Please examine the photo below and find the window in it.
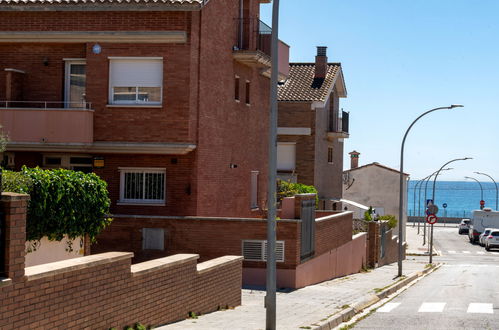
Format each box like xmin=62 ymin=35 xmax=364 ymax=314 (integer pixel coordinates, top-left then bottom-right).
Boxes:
xmin=245 ymin=80 xmax=250 ymax=104
xmin=251 ymin=171 xmax=259 ymax=209
xmin=43 ymin=154 xmax=93 ymax=173
xmin=119 ymin=168 xmax=166 ymax=204
xmin=242 ymin=240 xmax=285 ymax=262
xmin=109 ymin=58 xmax=163 ymax=105
xmin=235 ymin=75 xmax=240 ymax=101
xmin=328 ymin=147 xmax=333 ymax=164
xmin=277 ymin=143 xmax=296 ymax=171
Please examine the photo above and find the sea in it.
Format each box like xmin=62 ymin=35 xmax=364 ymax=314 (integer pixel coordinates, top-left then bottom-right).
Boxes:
xmin=408 ymin=181 xmax=498 ymax=219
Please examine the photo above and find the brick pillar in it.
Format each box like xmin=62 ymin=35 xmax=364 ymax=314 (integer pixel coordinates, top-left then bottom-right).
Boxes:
xmin=294 ymin=193 xmax=316 ymax=219
xmin=366 ymin=221 xmax=380 ymax=268
xmin=1 ymin=192 xmax=29 ymax=281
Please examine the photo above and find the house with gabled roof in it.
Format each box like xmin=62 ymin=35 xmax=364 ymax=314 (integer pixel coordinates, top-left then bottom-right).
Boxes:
xmin=277 ymin=46 xmax=348 ymax=210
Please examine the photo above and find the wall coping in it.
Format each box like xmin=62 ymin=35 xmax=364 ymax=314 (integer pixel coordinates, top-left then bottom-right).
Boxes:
xmin=316 ymin=211 xmax=353 ymax=223
xmin=197 ymin=256 xmax=243 ymax=275
xmin=0 ymin=277 xmax=12 ymax=288
xmin=131 ymin=254 xmax=199 ymax=276
xmin=112 ymin=214 xmax=301 ymax=223
xmin=352 ymin=232 xmax=367 ymax=240
xmin=1 ymin=192 xmax=30 ymax=201
xmin=25 ymin=252 xmax=133 ymax=281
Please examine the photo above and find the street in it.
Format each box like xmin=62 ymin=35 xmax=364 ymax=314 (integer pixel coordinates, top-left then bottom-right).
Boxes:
xmin=353 ymin=226 xmax=499 ymax=329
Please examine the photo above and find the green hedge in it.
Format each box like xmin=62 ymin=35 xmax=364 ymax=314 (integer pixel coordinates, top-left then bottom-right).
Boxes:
xmin=2 ymin=166 xmax=112 ymax=244
xmin=277 ymin=180 xmax=319 ymax=206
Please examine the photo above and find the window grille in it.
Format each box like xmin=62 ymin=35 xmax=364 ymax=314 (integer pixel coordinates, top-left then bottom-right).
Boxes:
xmin=119 ymin=168 xmax=166 ymax=204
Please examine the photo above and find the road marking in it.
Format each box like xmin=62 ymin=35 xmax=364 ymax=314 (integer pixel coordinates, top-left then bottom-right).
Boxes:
xmin=377 ymin=302 xmax=401 ymax=313
xmin=467 ymin=303 xmax=493 ymax=314
xmin=462 ymin=251 xmax=471 ymax=254
xmin=448 ymin=250 xmax=456 ymax=254
xmin=477 ymin=251 xmax=485 ymax=255
xmin=418 ymin=302 xmax=446 ymax=313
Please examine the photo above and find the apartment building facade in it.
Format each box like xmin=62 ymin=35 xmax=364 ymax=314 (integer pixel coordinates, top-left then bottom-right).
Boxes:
xmin=0 ymin=0 xmax=289 ymax=218
xmin=277 ymin=46 xmax=348 ymax=210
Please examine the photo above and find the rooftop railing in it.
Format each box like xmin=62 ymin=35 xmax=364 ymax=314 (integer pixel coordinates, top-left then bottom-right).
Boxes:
xmin=0 ymin=100 xmax=92 ymax=110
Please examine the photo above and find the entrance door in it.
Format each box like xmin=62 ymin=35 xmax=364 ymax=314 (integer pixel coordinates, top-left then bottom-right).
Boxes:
xmin=65 ymin=61 xmax=86 ymax=108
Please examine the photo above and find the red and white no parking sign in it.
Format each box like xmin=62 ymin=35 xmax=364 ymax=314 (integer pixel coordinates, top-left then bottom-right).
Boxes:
xmin=426 ymin=214 xmax=438 ymax=225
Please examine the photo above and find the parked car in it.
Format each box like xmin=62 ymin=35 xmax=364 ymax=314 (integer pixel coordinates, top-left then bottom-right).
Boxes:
xmin=479 ymin=228 xmax=494 ymax=247
xmin=485 ymin=230 xmax=499 ymax=251
xmin=458 ymin=219 xmax=471 ymax=234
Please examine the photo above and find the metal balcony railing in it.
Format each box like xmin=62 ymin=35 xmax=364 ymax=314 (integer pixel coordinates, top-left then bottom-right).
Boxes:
xmin=235 ymin=18 xmax=272 ymax=57
xmin=0 ymin=100 xmax=92 ymax=110
xmin=341 ymin=110 xmax=349 ymax=134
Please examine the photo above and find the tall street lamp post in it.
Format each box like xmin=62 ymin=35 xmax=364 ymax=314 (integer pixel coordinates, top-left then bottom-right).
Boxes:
xmin=465 ymin=176 xmax=484 ymax=209
xmin=266 ymin=0 xmax=279 ymax=328
xmin=398 ymin=105 xmax=463 ymax=277
xmin=429 ymin=157 xmax=471 ymax=263
xmin=474 ymin=172 xmax=498 ymax=210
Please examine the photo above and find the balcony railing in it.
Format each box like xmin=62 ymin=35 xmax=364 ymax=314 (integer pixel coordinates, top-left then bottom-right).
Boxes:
xmin=0 ymin=100 xmax=92 ymax=110
xmin=327 ymin=110 xmax=350 ymax=140
xmin=341 ymin=110 xmax=349 ymax=134
xmin=235 ymin=18 xmax=272 ymax=57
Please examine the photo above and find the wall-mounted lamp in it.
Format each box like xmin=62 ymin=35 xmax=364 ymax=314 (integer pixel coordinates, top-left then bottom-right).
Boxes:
xmin=43 ymin=57 xmax=49 ymax=66
xmin=229 ymin=163 xmax=238 ymax=169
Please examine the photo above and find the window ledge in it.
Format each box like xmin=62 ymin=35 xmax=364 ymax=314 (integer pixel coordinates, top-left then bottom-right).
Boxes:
xmin=106 ymin=104 xmax=163 ymax=109
xmin=117 ymin=201 xmax=165 ymax=207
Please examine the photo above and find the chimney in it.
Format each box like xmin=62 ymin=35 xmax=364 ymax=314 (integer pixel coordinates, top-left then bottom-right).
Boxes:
xmin=349 ymin=150 xmax=360 ymax=169
xmin=314 ymin=46 xmax=328 ymax=79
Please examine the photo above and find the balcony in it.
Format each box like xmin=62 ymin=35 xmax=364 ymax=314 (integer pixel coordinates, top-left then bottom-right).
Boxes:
xmin=327 ymin=110 xmax=350 ymax=140
xmin=0 ymin=101 xmax=94 ymax=145
xmin=233 ymin=18 xmax=289 ymax=79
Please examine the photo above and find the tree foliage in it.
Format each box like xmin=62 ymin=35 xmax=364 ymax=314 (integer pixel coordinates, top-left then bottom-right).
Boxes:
xmin=277 ymin=179 xmax=319 ymax=206
xmin=2 ymin=166 xmax=112 ymax=243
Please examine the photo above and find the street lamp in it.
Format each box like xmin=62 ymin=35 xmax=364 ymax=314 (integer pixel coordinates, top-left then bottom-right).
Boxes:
xmin=266 ymin=0 xmax=280 ymax=328
xmin=398 ymin=104 xmax=463 ymax=277
xmin=428 ymin=157 xmax=471 ymax=263
xmin=465 ymin=176 xmax=484 ymax=209
xmin=474 ymin=171 xmax=498 ymax=210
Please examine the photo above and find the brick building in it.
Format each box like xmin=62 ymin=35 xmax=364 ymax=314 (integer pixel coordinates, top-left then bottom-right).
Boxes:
xmin=277 ymin=46 xmax=348 ymax=210
xmin=0 ymin=0 xmax=289 ymax=218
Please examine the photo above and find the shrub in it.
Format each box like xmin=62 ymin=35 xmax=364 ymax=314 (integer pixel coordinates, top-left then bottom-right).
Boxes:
xmin=378 ymin=214 xmax=398 ymax=229
xmin=2 ymin=166 xmax=112 ymax=244
xmin=277 ymin=180 xmax=319 ymax=206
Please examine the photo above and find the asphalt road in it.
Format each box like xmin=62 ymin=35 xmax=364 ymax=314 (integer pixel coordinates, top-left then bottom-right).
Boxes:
xmin=353 ymin=227 xmax=499 ymax=330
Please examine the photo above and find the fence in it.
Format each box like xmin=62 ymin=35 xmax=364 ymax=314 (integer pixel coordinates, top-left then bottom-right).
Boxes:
xmin=0 ymin=209 xmax=4 ymax=277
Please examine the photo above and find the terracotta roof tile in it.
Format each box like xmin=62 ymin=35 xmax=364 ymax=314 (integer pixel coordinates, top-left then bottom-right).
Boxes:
xmin=0 ymin=0 xmax=202 ymax=5
xmin=277 ymin=63 xmax=341 ymax=102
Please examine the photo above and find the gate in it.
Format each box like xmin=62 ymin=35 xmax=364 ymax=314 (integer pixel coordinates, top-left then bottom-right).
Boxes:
xmin=380 ymin=222 xmax=386 ymax=259
xmin=300 ymin=199 xmax=315 ymax=261
xmin=0 ymin=210 xmax=4 ymax=277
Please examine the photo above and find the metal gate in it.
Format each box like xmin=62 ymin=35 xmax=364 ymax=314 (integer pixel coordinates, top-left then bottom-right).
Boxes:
xmin=300 ymin=199 xmax=315 ymax=261
xmin=0 ymin=210 xmax=4 ymax=277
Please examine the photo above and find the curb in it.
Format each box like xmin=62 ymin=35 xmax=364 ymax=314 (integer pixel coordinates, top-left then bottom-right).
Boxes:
xmin=313 ymin=264 xmax=441 ymax=330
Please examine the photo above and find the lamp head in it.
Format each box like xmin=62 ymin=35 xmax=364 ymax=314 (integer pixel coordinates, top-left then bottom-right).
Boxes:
xmin=450 ymin=104 xmax=464 ymax=109
xmin=463 ymin=157 xmax=473 ymax=160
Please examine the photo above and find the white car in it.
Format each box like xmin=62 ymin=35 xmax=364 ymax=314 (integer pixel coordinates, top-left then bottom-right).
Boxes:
xmin=485 ymin=230 xmax=499 ymax=251
xmin=479 ymin=228 xmax=495 ymax=247
xmin=458 ymin=219 xmax=471 ymax=234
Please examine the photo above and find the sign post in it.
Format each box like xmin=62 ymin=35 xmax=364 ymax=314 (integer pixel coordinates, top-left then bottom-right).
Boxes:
xmin=426 ymin=213 xmax=438 ymax=264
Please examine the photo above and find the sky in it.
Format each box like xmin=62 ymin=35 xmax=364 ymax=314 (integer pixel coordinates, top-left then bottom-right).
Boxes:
xmin=260 ymin=1 xmax=499 ymax=182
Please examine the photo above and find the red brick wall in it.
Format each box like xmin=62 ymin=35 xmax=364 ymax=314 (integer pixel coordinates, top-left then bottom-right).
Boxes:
xmin=0 ymin=193 xmax=242 ymax=328
xmin=93 ymin=216 xmax=302 ymax=269
xmin=315 ymin=212 xmax=353 ymax=256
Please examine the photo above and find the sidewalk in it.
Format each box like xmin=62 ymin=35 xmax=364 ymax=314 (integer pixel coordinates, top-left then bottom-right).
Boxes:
xmin=406 ymin=223 xmax=452 ymax=256
xmin=158 ymin=226 xmax=437 ymax=330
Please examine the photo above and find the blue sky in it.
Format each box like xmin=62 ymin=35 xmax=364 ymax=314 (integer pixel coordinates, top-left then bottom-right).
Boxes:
xmin=261 ymin=1 xmax=499 ymax=182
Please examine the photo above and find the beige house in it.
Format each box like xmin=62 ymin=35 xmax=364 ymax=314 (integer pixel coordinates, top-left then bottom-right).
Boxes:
xmin=343 ymin=151 xmax=409 ymax=239
xmin=277 ymin=46 xmax=348 ymax=210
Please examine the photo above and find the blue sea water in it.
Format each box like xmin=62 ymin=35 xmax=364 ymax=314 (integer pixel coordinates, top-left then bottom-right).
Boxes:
xmin=408 ymin=181 xmax=498 ymax=218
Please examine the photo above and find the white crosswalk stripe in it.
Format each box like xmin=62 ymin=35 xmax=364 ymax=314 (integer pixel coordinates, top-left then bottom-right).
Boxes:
xmin=467 ymin=303 xmax=493 ymax=314
xmin=462 ymin=251 xmax=471 ymax=254
xmin=377 ymin=302 xmax=401 ymax=313
xmin=477 ymin=251 xmax=486 ymax=255
xmin=418 ymin=302 xmax=446 ymax=313
xmin=376 ymin=302 xmax=496 ymax=314
xmin=448 ymin=250 xmax=456 ymax=254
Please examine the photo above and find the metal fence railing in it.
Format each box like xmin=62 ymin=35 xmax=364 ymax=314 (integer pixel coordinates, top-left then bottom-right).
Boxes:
xmin=235 ymin=18 xmax=272 ymax=57
xmin=1 ymin=100 xmax=92 ymax=110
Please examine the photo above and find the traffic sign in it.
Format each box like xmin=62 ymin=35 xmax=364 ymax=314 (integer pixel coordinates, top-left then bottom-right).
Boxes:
xmin=480 ymin=200 xmax=485 ymax=206
xmin=428 ymin=204 xmax=439 ymax=215
xmin=426 ymin=214 xmax=438 ymax=225
xmin=442 ymin=203 xmax=447 ymax=209
xmin=426 ymin=199 xmax=434 ymax=207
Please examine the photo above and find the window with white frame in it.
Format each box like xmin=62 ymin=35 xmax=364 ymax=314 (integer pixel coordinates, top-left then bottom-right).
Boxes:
xmin=251 ymin=171 xmax=259 ymax=209
xmin=109 ymin=57 xmax=163 ymax=105
xmin=277 ymin=143 xmax=296 ymax=171
xmin=119 ymin=168 xmax=166 ymax=204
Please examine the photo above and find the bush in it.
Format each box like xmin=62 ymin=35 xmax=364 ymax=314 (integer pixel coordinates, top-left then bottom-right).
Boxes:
xmin=378 ymin=214 xmax=398 ymax=229
xmin=277 ymin=180 xmax=319 ymax=206
xmin=2 ymin=166 xmax=112 ymax=244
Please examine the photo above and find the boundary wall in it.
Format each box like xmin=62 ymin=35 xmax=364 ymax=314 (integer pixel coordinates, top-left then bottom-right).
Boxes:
xmin=0 ymin=193 xmax=242 ymax=328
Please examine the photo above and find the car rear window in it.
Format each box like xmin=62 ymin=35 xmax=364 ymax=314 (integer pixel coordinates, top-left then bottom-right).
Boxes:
xmin=492 ymin=232 xmax=499 ymax=237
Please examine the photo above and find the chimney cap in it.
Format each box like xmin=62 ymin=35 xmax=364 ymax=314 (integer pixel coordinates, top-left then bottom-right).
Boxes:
xmin=349 ymin=150 xmax=360 ymax=157
xmin=316 ymin=46 xmax=327 ymax=56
